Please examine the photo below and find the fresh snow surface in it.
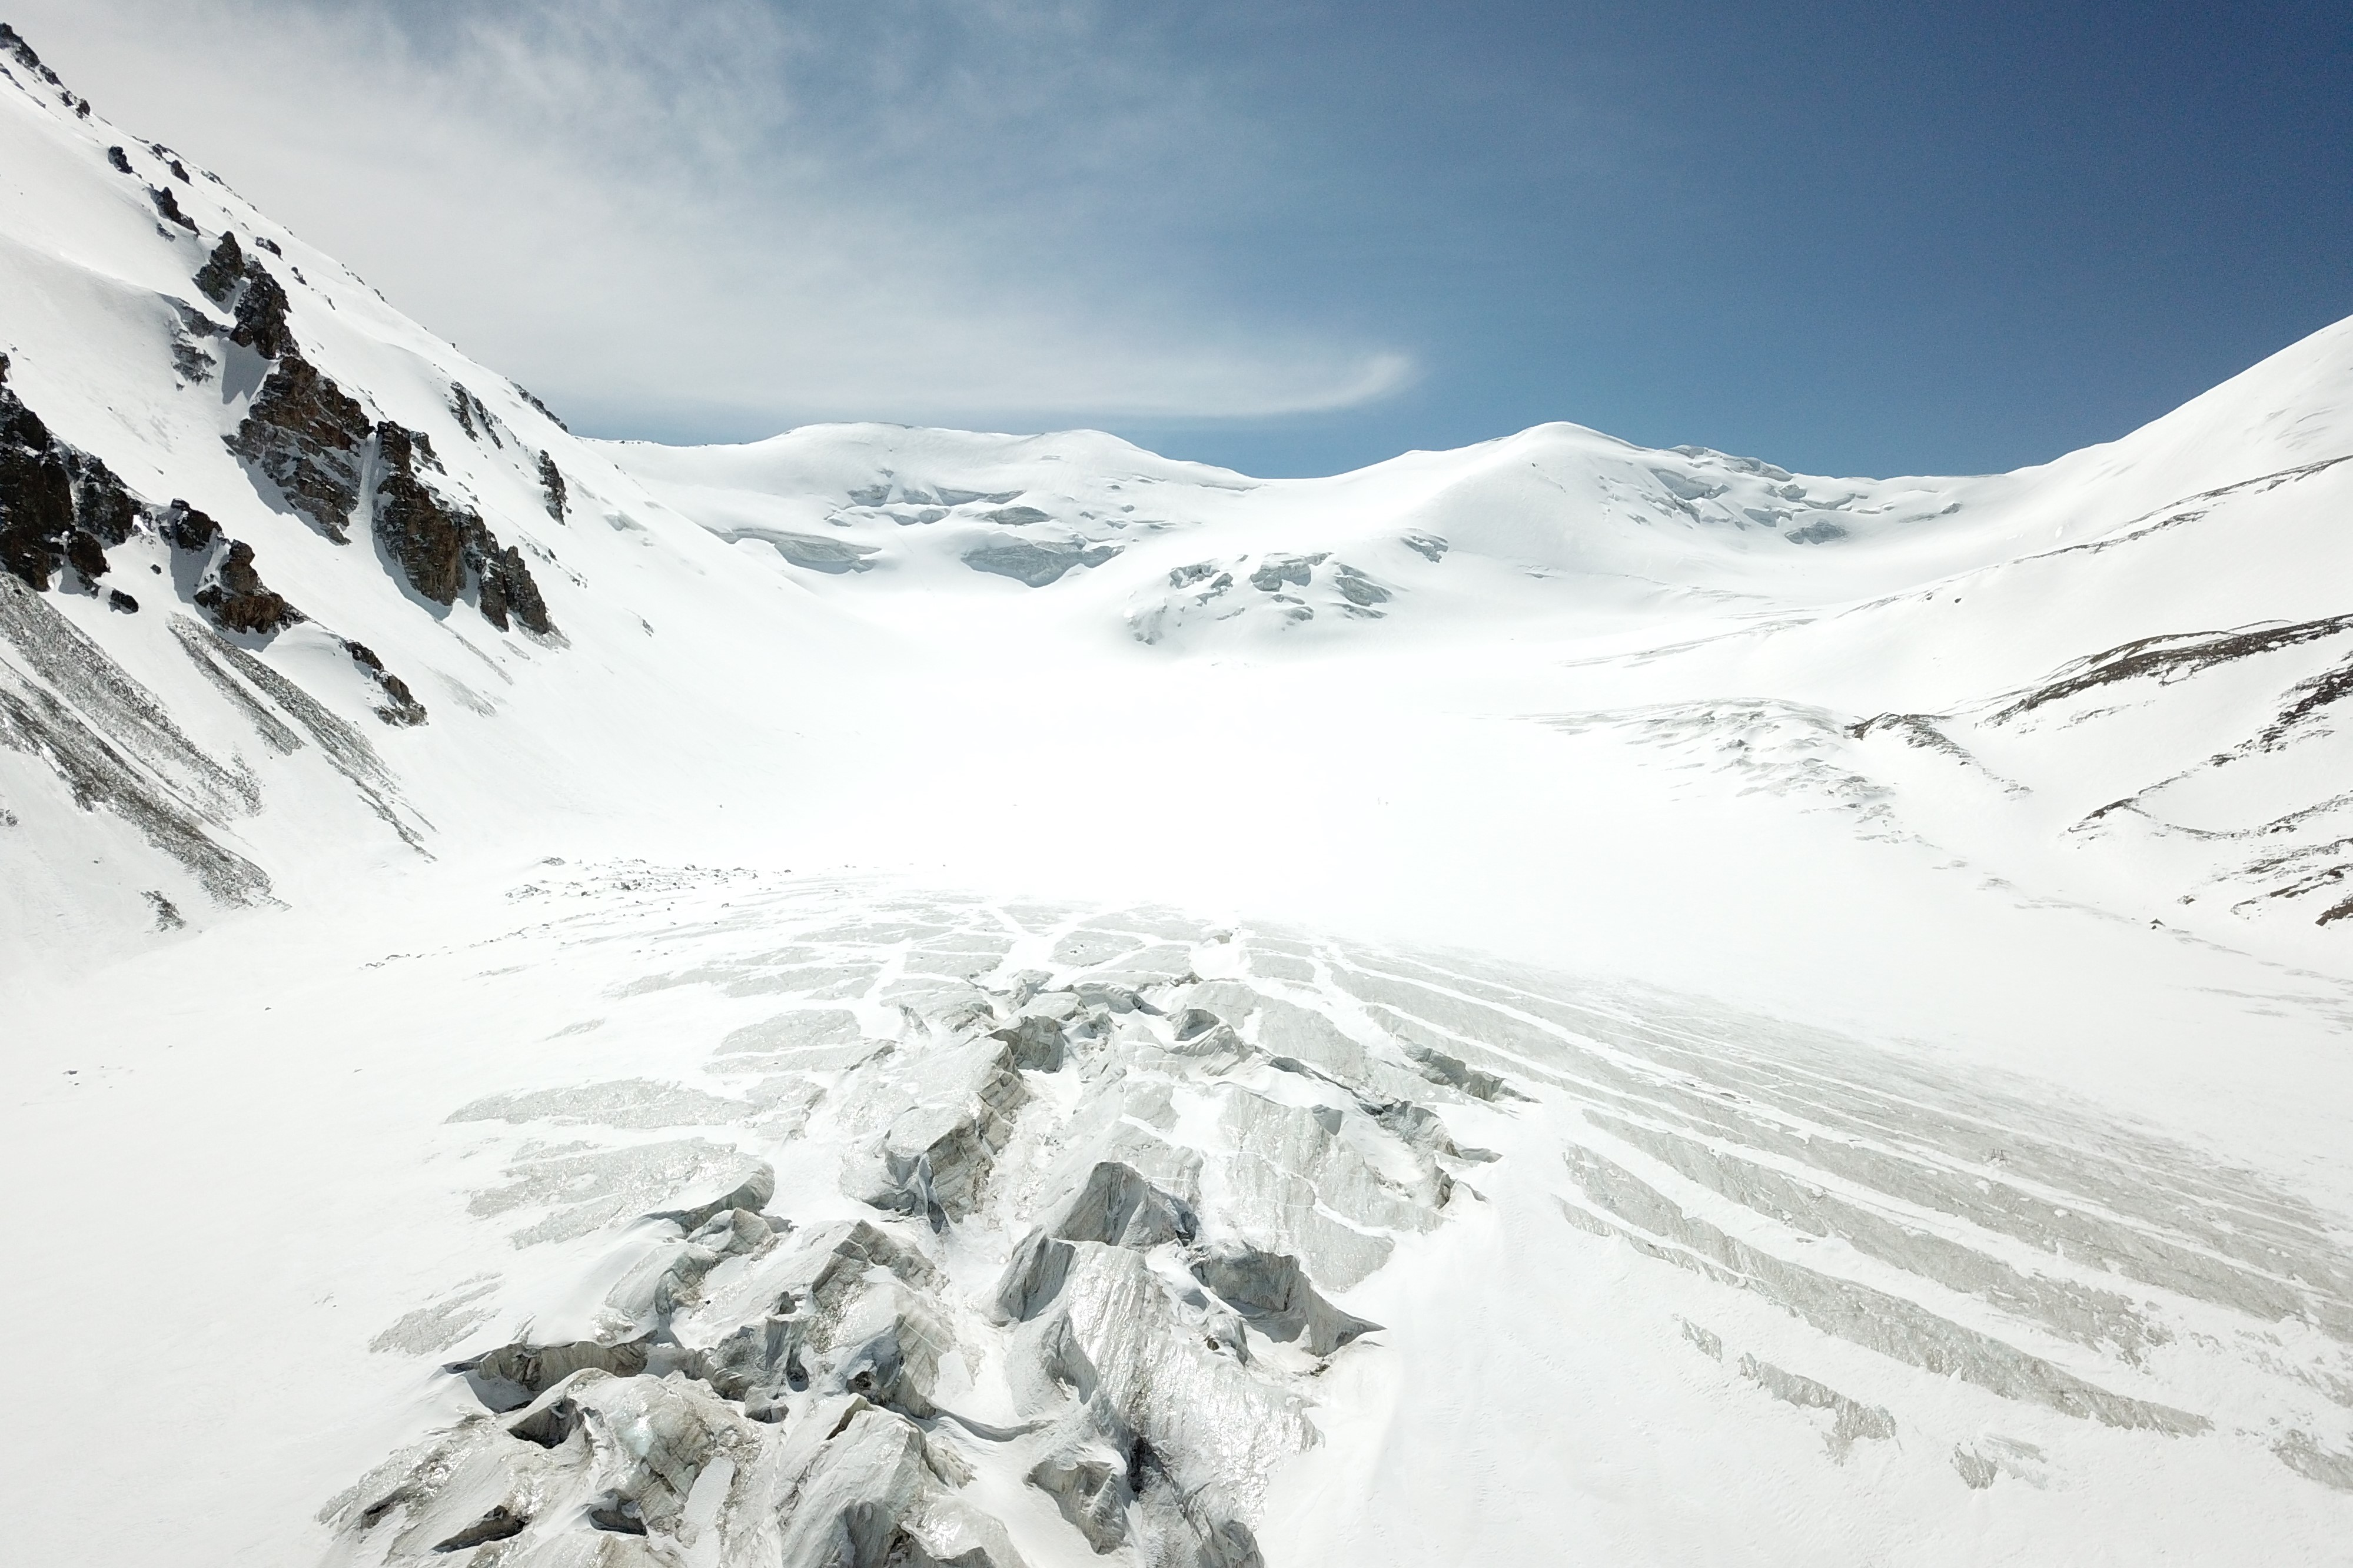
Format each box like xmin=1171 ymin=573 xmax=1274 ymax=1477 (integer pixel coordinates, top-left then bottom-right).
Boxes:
xmin=4 ymin=26 xmax=2352 ymax=1568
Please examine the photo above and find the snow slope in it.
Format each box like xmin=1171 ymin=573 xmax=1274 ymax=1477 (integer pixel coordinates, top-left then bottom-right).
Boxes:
xmin=4 ymin=22 xmax=2352 ymax=1568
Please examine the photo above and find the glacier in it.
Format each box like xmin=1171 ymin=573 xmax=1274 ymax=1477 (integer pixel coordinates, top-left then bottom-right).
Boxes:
xmin=4 ymin=22 xmax=2352 ymax=1567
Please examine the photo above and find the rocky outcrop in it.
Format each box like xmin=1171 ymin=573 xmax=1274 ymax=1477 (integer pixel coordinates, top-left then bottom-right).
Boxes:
xmin=0 ymin=357 xmax=139 ymax=590
xmin=225 ymin=355 xmax=367 ymax=540
xmin=210 ymin=237 xmax=372 ymax=540
xmin=537 ymin=450 xmax=567 ymax=521
xmin=204 ymin=233 xmax=554 ymax=633
xmin=0 ymin=24 xmax=65 ymax=91
xmin=368 ymin=423 xmax=466 ymax=602
xmin=511 ymin=381 xmax=567 ymax=431
xmin=342 ymin=640 xmax=427 ymax=726
xmin=226 ymin=263 xmax=295 ymax=360
xmin=476 ymin=540 xmax=551 ymax=633
xmin=197 ymin=540 xmax=300 ymax=634
xmin=159 ymin=500 xmax=302 ymax=636
xmin=370 ymin=423 xmax=555 ymax=634
xmin=193 ymin=231 xmax=244 ymax=305
xmin=448 ymin=383 xmax=502 ymax=446
xmin=148 ymin=184 xmax=195 ymax=231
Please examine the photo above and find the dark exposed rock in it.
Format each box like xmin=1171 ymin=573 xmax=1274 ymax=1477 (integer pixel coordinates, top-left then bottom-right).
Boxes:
xmin=225 ymin=355 xmax=367 ymax=540
xmin=227 ymin=265 xmax=295 ymax=359
xmin=195 ymin=540 xmax=302 ymax=634
xmin=106 ymin=144 xmax=132 ymax=174
xmin=371 ymin=423 xmax=467 ymax=601
xmin=159 ymin=499 xmax=220 ymax=552
xmin=343 ymin=640 xmax=428 ymax=726
xmin=371 ymin=423 xmax=555 ymax=633
xmin=0 ymin=380 xmax=297 ymax=634
xmin=193 ymin=232 xmax=244 ymax=305
xmin=167 ymin=157 xmax=190 ymax=182
xmin=1995 ymin=614 xmax=2353 ymax=723
xmin=252 ymin=235 xmax=281 ymax=255
xmin=2258 ymin=649 xmax=2353 ymax=748
xmin=169 ymin=305 xmax=218 ymax=383
xmin=0 ymin=373 xmax=140 ymax=589
xmin=148 ymin=185 xmax=195 ymax=231
xmin=1 ymin=24 xmax=63 ymax=86
xmin=144 ymin=890 xmax=184 ymax=929
xmin=107 ymin=589 xmax=138 ymax=613
xmin=158 ymin=501 xmax=303 ymax=636
xmin=64 ymin=529 xmax=108 ymax=582
xmin=537 ymin=450 xmax=567 ymax=520
xmin=475 ymin=539 xmax=552 ymax=634
xmin=511 ymin=381 xmax=567 ymax=431
xmin=448 ymin=383 xmax=500 ymax=446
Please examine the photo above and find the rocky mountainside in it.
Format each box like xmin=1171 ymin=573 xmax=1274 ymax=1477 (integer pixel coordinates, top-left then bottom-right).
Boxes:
xmin=4 ymin=22 xmax=2352 ymax=1568
xmin=0 ymin=21 xmax=819 ymax=953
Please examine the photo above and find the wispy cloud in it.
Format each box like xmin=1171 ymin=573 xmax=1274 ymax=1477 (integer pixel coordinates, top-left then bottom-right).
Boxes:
xmin=15 ymin=0 xmax=1414 ymax=435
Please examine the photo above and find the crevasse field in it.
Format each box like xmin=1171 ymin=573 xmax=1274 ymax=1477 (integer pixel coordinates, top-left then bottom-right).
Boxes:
xmin=5 ymin=23 xmax=2352 ymax=1567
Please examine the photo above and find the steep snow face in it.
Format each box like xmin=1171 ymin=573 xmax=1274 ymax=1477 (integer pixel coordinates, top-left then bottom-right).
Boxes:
xmin=0 ymin=32 xmax=882 ymax=961
xmin=6 ymin=22 xmax=2353 ymax=1568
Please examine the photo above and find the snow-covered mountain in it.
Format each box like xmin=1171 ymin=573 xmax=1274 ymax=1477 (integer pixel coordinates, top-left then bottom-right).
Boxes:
xmin=5 ymin=24 xmax=2352 ymax=1568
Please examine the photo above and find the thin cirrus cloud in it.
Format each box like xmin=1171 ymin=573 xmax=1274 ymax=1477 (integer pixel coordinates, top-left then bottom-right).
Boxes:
xmin=12 ymin=0 xmax=1415 ymax=437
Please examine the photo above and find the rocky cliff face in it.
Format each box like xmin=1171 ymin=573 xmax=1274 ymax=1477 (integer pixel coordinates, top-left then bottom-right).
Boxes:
xmin=373 ymin=422 xmax=555 ymax=634
xmin=0 ymin=356 xmax=138 ymax=590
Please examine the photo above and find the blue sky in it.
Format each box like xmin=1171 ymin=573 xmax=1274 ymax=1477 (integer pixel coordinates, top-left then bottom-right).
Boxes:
xmin=21 ymin=1 xmax=2353 ymax=478
xmin=1102 ymin=1 xmax=2353 ymax=476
